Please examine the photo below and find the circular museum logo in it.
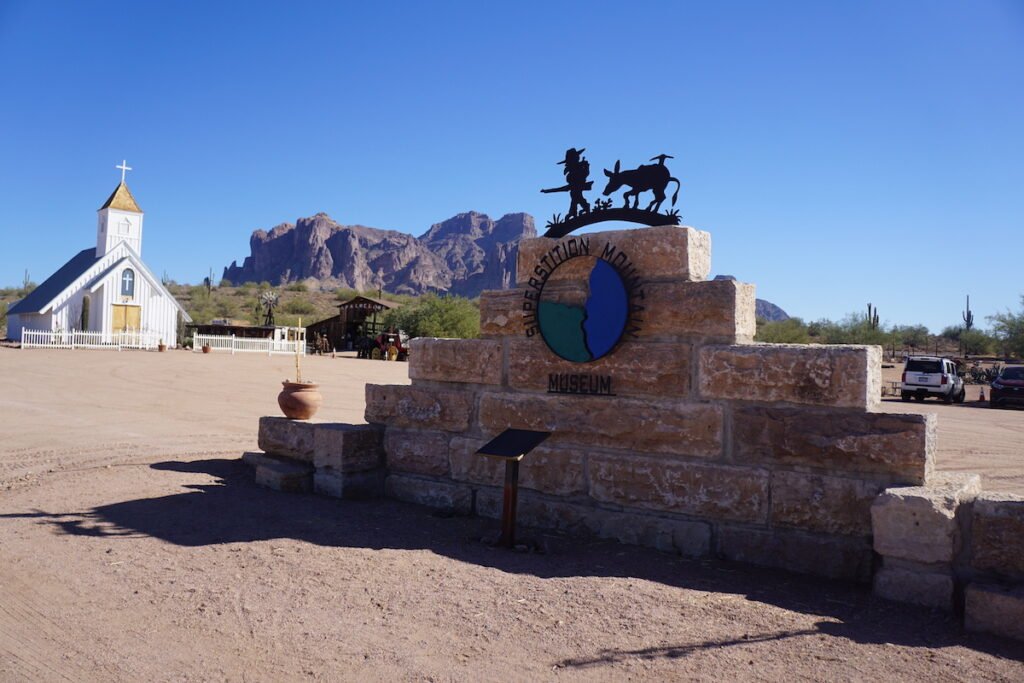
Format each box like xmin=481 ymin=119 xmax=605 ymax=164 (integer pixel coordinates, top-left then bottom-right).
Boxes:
xmin=523 ymin=236 xmax=644 ymax=364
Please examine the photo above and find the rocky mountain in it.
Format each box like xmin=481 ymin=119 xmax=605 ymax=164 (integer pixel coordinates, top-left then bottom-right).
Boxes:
xmin=222 ymin=211 xmax=536 ymax=297
xmin=223 ymin=218 xmax=789 ymax=318
xmin=713 ymin=275 xmax=790 ymax=322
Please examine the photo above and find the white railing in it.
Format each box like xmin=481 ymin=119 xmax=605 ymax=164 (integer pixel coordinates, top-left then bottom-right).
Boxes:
xmin=192 ymin=333 xmax=305 ymax=356
xmin=21 ymin=328 xmax=162 ymax=350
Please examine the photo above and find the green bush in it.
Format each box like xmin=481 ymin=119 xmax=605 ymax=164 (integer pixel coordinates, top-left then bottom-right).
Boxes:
xmin=286 ymin=281 xmax=309 ymax=293
xmin=755 ymin=317 xmax=811 ymax=343
xmin=382 ymin=293 xmax=479 ymax=339
xmin=989 ymin=296 xmax=1024 ymax=358
xmin=960 ymin=329 xmax=995 ymax=356
xmin=283 ymin=298 xmax=316 ymax=315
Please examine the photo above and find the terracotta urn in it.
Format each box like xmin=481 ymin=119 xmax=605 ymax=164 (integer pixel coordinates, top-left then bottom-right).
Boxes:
xmin=202 ymin=344 xmax=212 ymax=354
xmin=278 ymin=381 xmax=322 ymax=420
xmin=158 ymin=343 xmax=167 ymax=352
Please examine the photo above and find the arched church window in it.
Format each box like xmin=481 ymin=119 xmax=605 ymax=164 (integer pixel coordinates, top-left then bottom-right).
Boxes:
xmin=119 ymin=218 xmax=131 ymax=234
xmin=121 ymin=269 xmax=135 ymax=297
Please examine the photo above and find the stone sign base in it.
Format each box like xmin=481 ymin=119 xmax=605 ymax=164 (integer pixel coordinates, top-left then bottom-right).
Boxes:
xmin=243 ymin=225 xmax=1024 ymax=642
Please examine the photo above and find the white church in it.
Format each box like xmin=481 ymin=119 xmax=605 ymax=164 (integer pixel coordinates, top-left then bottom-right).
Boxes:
xmin=7 ymin=162 xmax=191 ymax=346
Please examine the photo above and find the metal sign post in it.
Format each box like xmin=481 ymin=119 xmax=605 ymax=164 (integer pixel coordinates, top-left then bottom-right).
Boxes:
xmin=476 ymin=429 xmax=551 ymax=548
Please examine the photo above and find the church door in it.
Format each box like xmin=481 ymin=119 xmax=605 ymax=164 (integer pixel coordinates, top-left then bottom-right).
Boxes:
xmin=111 ymin=305 xmax=142 ymax=331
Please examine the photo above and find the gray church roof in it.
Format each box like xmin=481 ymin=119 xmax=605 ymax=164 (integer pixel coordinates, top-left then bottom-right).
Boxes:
xmin=8 ymin=248 xmax=100 ymax=315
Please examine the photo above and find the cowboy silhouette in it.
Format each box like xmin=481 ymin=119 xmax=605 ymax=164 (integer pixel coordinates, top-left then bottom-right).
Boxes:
xmin=541 ymin=147 xmax=593 ymax=219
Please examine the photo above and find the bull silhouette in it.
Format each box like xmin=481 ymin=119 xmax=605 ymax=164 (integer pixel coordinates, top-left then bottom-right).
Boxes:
xmin=602 ymin=156 xmax=681 ymax=212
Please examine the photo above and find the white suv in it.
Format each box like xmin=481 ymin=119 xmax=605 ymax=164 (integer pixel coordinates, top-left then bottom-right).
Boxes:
xmin=901 ymin=356 xmax=965 ymax=403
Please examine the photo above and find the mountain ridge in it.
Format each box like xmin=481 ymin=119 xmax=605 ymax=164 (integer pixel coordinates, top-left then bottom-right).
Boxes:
xmin=223 ymin=215 xmax=788 ymax=319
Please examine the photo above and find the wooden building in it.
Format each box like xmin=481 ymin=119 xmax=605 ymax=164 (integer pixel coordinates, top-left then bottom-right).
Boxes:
xmin=306 ymin=296 xmax=399 ymax=351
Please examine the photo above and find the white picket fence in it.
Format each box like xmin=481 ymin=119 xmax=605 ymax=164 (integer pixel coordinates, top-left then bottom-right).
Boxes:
xmin=192 ymin=333 xmax=306 ymax=356
xmin=21 ymin=328 xmax=162 ymax=350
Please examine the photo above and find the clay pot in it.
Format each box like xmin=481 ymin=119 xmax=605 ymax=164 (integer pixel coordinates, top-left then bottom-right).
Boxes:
xmin=158 ymin=344 xmax=167 ymax=352
xmin=202 ymin=344 xmax=212 ymax=354
xmin=278 ymin=381 xmax=322 ymax=420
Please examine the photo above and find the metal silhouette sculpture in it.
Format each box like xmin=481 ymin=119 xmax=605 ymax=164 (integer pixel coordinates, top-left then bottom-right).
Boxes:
xmin=540 ymin=147 xmax=593 ymax=219
xmin=541 ymin=150 xmax=682 ymax=238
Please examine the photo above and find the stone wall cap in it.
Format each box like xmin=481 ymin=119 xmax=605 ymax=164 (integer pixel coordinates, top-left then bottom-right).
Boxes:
xmin=874 ymin=472 xmax=981 ymax=512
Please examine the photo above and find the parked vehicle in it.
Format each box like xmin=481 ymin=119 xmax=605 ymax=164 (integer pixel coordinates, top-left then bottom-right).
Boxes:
xmin=901 ymin=356 xmax=965 ymax=403
xmin=990 ymin=365 xmax=1024 ymax=409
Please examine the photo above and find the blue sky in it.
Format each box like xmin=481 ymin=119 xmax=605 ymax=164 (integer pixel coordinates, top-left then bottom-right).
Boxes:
xmin=1 ymin=1 xmax=1021 ymax=332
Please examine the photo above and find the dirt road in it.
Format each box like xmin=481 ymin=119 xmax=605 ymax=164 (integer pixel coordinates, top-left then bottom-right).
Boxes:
xmin=1 ymin=349 xmax=1022 ymax=680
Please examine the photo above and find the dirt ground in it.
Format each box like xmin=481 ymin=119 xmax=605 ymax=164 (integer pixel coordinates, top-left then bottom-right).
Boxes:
xmin=1 ymin=349 xmax=1022 ymax=681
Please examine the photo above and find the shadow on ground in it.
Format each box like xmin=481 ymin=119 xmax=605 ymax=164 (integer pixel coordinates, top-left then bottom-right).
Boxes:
xmin=5 ymin=456 xmax=1024 ymax=665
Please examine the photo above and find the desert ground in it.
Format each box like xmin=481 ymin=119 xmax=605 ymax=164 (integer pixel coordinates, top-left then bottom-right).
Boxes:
xmin=1 ymin=348 xmax=1022 ymax=681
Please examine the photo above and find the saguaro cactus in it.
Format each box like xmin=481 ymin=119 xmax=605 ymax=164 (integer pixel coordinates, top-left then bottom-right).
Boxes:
xmin=867 ymin=303 xmax=880 ymax=330
xmin=962 ymin=295 xmax=974 ymax=331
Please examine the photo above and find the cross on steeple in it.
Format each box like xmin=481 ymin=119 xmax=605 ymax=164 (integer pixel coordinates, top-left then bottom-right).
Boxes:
xmin=116 ymin=159 xmax=132 ymax=184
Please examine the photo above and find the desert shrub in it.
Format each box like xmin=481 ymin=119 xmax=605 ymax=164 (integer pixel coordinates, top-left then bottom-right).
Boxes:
xmin=940 ymin=325 xmax=963 ymax=342
xmin=335 ymin=288 xmax=360 ymax=302
xmin=960 ymin=329 xmax=995 ymax=356
xmin=286 ymin=281 xmax=308 ymax=293
xmin=989 ymin=296 xmax=1024 ymax=358
xmin=382 ymin=293 xmax=479 ymax=339
xmin=0 ymin=301 xmax=7 ymax=337
xmin=283 ymin=298 xmax=316 ymax=315
xmin=755 ymin=317 xmax=811 ymax=343
xmin=219 ymin=278 xmax=233 ymax=288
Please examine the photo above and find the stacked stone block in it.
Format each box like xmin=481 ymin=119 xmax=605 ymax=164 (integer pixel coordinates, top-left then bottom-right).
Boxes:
xmin=247 ymin=417 xmax=384 ymax=498
xmin=365 ymin=226 xmax=934 ymax=582
xmin=965 ymin=493 xmax=1024 ymax=641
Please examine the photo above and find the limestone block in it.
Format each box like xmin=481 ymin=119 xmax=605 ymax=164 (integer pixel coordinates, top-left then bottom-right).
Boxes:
xmin=965 ymin=583 xmax=1024 ymax=642
xmin=480 ymin=290 xmax=525 ymax=338
xmin=771 ymin=471 xmax=884 ymax=537
xmin=699 ymin=344 xmax=881 ymax=409
xmin=589 ymin=455 xmax=769 ymax=523
xmin=478 ymin=392 xmax=723 ymax=458
xmin=243 ymin=452 xmax=314 ymax=493
xmin=871 ymin=473 xmax=981 ymax=565
xmin=448 ymin=437 xmax=586 ymax=496
xmin=384 ymin=474 xmax=473 ymax=515
xmin=313 ymin=467 xmax=384 ymax=500
xmin=258 ymin=416 xmax=316 ymax=462
xmin=717 ymin=526 xmax=873 ymax=582
xmin=873 ymin=567 xmax=955 ymax=611
xmin=733 ymin=406 xmax=934 ymax=484
xmin=599 ymin=513 xmax=711 ymax=557
xmin=365 ymin=384 xmax=473 ymax=432
xmin=972 ymin=492 xmax=1024 ymax=578
xmin=312 ymin=423 xmax=383 ymax=472
xmin=385 ymin=429 xmax=451 ymax=477
xmin=638 ymin=279 xmax=756 ymax=344
xmin=475 ymin=488 xmax=711 ymax=557
xmin=408 ymin=338 xmax=503 ymax=385
xmin=516 ymin=226 xmax=711 ymax=286
xmin=505 ymin=339 xmax=691 ymax=398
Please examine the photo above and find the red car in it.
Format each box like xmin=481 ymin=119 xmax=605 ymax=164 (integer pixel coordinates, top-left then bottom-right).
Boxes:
xmin=990 ymin=366 xmax=1024 ymax=408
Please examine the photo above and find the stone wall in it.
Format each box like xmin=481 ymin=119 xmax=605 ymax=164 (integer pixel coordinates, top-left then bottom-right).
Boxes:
xmin=872 ymin=480 xmax=1024 ymax=641
xmin=363 ymin=226 xmax=934 ymax=582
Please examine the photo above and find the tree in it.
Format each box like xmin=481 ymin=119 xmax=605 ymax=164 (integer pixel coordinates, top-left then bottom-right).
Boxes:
xmin=960 ymin=328 xmax=994 ymax=356
xmin=988 ymin=296 xmax=1024 ymax=358
xmin=755 ymin=317 xmax=811 ymax=343
xmin=893 ymin=324 xmax=930 ymax=353
xmin=382 ymin=294 xmax=480 ymax=339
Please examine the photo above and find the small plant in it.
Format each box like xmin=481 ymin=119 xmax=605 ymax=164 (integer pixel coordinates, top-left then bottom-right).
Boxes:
xmin=545 ymin=213 xmax=564 ymax=230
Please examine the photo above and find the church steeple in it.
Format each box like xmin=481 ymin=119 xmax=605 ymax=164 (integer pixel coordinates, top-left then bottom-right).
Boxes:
xmin=96 ymin=160 xmax=144 ymax=257
xmin=99 ymin=182 xmax=142 ymax=213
